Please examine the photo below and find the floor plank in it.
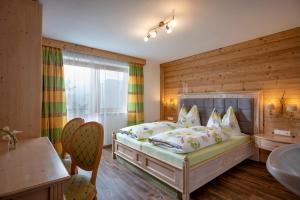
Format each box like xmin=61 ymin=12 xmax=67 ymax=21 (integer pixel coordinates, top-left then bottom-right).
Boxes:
xmin=91 ymin=147 xmax=299 ymax=200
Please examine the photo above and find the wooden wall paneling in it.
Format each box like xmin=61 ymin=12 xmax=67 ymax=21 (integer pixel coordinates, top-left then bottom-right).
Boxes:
xmin=161 ymin=27 xmax=300 ymax=68
xmin=264 ymin=117 xmax=300 ymax=136
xmin=163 ymin=79 xmax=300 ymax=97
xmin=163 ymin=37 xmax=300 ymax=74
xmin=163 ymin=48 xmax=300 ymax=82
xmin=42 ymin=38 xmax=146 ymax=65
xmin=160 ymin=27 xmax=300 ymax=136
xmin=162 ymin=41 xmax=300 ymax=82
xmin=0 ymin=0 xmax=42 ymax=138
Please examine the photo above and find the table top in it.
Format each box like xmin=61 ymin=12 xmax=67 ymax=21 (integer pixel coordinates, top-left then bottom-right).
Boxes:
xmin=0 ymin=137 xmax=70 ymax=197
xmin=254 ymin=134 xmax=300 ymax=144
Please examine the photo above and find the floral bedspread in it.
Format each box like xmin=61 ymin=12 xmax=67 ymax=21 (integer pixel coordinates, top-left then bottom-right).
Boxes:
xmin=148 ymin=126 xmax=230 ymax=153
xmin=119 ymin=121 xmax=179 ymax=140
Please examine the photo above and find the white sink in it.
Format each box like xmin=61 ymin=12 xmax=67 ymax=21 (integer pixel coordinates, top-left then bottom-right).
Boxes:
xmin=267 ymin=144 xmax=300 ymax=197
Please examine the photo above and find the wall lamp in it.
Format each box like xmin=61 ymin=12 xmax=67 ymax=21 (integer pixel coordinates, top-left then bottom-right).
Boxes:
xmin=266 ymin=90 xmax=299 ymax=120
xmin=287 ymin=104 xmax=298 ymax=119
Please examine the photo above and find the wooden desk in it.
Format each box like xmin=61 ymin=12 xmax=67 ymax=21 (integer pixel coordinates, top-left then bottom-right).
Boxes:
xmin=0 ymin=137 xmax=70 ymax=200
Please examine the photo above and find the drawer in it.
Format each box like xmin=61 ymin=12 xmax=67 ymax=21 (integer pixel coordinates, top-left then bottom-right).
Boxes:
xmin=116 ymin=142 xmax=136 ymax=162
xmin=256 ymin=138 xmax=286 ymax=151
xmin=116 ymin=141 xmax=145 ymax=167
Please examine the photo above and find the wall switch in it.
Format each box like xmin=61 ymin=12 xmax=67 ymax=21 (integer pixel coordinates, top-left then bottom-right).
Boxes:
xmin=273 ymin=129 xmax=292 ymax=137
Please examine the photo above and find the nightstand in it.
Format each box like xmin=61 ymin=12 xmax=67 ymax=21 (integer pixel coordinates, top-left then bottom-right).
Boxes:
xmin=254 ymin=134 xmax=300 ymax=162
xmin=255 ymin=134 xmax=300 ymax=151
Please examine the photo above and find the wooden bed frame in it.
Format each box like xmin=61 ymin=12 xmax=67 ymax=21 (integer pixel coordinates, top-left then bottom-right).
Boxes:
xmin=112 ymin=91 xmax=263 ymax=200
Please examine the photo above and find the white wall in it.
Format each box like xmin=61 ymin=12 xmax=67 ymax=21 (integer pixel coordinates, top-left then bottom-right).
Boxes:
xmin=143 ymin=60 xmax=160 ymax=122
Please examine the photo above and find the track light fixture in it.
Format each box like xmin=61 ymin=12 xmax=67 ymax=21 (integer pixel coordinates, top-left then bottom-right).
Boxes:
xmin=144 ymin=10 xmax=176 ymax=42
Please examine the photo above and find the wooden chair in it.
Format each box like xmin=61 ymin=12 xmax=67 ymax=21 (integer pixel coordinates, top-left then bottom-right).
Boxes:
xmin=61 ymin=118 xmax=85 ymax=174
xmin=64 ymin=122 xmax=104 ymax=200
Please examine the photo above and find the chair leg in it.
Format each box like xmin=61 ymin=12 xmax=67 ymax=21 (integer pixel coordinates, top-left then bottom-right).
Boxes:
xmin=89 ymin=193 xmax=97 ymax=200
xmin=112 ymin=132 xmax=116 ymax=159
xmin=182 ymin=193 xmax=190 ymax=200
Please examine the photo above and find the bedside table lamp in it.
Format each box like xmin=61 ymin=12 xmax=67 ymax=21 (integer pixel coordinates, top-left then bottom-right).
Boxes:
xmin=266 ymin=103 xmax=275 ymax=116
xmin=166 ymin=97 xmax=176 ymax=121
xmin=287 ymin=104 xmax=297 ymax=119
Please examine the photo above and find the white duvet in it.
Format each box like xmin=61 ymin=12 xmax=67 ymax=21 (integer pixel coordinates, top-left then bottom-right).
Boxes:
xmin=119 ymin=121 xmax=179 ymax=140
xmin=149 ymin=126 xmax=230 ymax=153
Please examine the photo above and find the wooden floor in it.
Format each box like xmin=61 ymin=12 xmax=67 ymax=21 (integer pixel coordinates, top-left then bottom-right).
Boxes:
xmin=90 ymin=147 xmax=299 ymax=200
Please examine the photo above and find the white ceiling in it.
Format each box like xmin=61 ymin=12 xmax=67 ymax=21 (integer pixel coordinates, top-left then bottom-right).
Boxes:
xmin=41 ymin=0 xmax=300 ymax=63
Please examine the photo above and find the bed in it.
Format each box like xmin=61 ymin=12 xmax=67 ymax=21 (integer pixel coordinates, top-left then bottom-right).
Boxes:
xmin=112 ymin=91 xmax=263 ymax=200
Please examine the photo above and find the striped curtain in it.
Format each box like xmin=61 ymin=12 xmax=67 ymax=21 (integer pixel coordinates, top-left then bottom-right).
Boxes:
xmin=42 ymin=46 xmax=67 ymax=153
xmin=128 ymin=63 xmax=144 ymax=126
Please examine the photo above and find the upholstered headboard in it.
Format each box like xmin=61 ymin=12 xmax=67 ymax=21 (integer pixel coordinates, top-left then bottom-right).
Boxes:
xmin=178 ymin=91 xmax=263 ymax=135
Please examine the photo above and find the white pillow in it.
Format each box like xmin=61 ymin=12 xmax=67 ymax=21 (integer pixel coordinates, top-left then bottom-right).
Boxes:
xmin=177 ymin=105 xmax=201 ymax=128
xmin=206 ymin=108 xmax=222 ymax=128
xmin=221 ymin=106 xmax=242 ymax=135
xmin=177 ymin=105 xmax=188 ymax=124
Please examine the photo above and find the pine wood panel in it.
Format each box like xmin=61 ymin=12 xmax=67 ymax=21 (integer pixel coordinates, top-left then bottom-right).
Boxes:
xmin=164 ymin=48 xmax=300 ymax=80
xmin=0 ymin=0 xmax=42 ymax=138
xmin=160 ymin=27 xmax=300 ymax=135
xmin=162 ymin=27 xmax=300 ymax=68
xmin=163 ymin=36 xmax=300 ymax=72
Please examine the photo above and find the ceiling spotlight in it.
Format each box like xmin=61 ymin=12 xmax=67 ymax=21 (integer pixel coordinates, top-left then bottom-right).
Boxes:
xmin=170 ymin=18 xmax=176 ymax=28
xmin=144 ymin=35 xmax=150 ymax=42
xmin=166 ymin=25 xmax=172 ymax=34
xmin=149 ymin=31 xmax=157 ymax=38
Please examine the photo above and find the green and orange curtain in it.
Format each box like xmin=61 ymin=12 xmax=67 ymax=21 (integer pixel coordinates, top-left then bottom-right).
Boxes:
xmin=128 ymin=63 xmax=144 ymax=126
xmin=42 ymin=46 xmax=67 ymax=153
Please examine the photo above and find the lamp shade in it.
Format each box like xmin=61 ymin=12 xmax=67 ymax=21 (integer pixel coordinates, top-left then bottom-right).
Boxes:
xmin=266 ymin=103 xmax=275 ymax=110
xmin=287 ymin=104 xmax=298 ymax=112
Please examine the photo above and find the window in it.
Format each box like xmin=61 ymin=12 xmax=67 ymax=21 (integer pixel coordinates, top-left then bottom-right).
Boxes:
xmin=63 ymin=51 xmax=129 ymax=144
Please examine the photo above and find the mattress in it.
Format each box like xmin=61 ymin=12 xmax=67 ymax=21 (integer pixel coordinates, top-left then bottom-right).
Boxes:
xmin=116 ymin=133 xmax=251 ymax=168
xmin=116 ymin=132 xmax=143 ymax=151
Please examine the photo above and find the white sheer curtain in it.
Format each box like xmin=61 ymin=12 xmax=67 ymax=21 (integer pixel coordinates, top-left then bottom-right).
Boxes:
xmin=63 ymin=51 xmax=128 ymax=145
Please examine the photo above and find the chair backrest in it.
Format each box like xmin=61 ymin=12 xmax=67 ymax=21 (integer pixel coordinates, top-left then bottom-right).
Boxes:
xmin=70 ymin=122 xmax=104 ymax=184
xmin=61 ymin=118 xmax=85 ymax=158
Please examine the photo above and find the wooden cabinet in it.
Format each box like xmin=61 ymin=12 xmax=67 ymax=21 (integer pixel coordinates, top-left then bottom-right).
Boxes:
xmin=0 ymin=0 xmax=42 ymax=138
